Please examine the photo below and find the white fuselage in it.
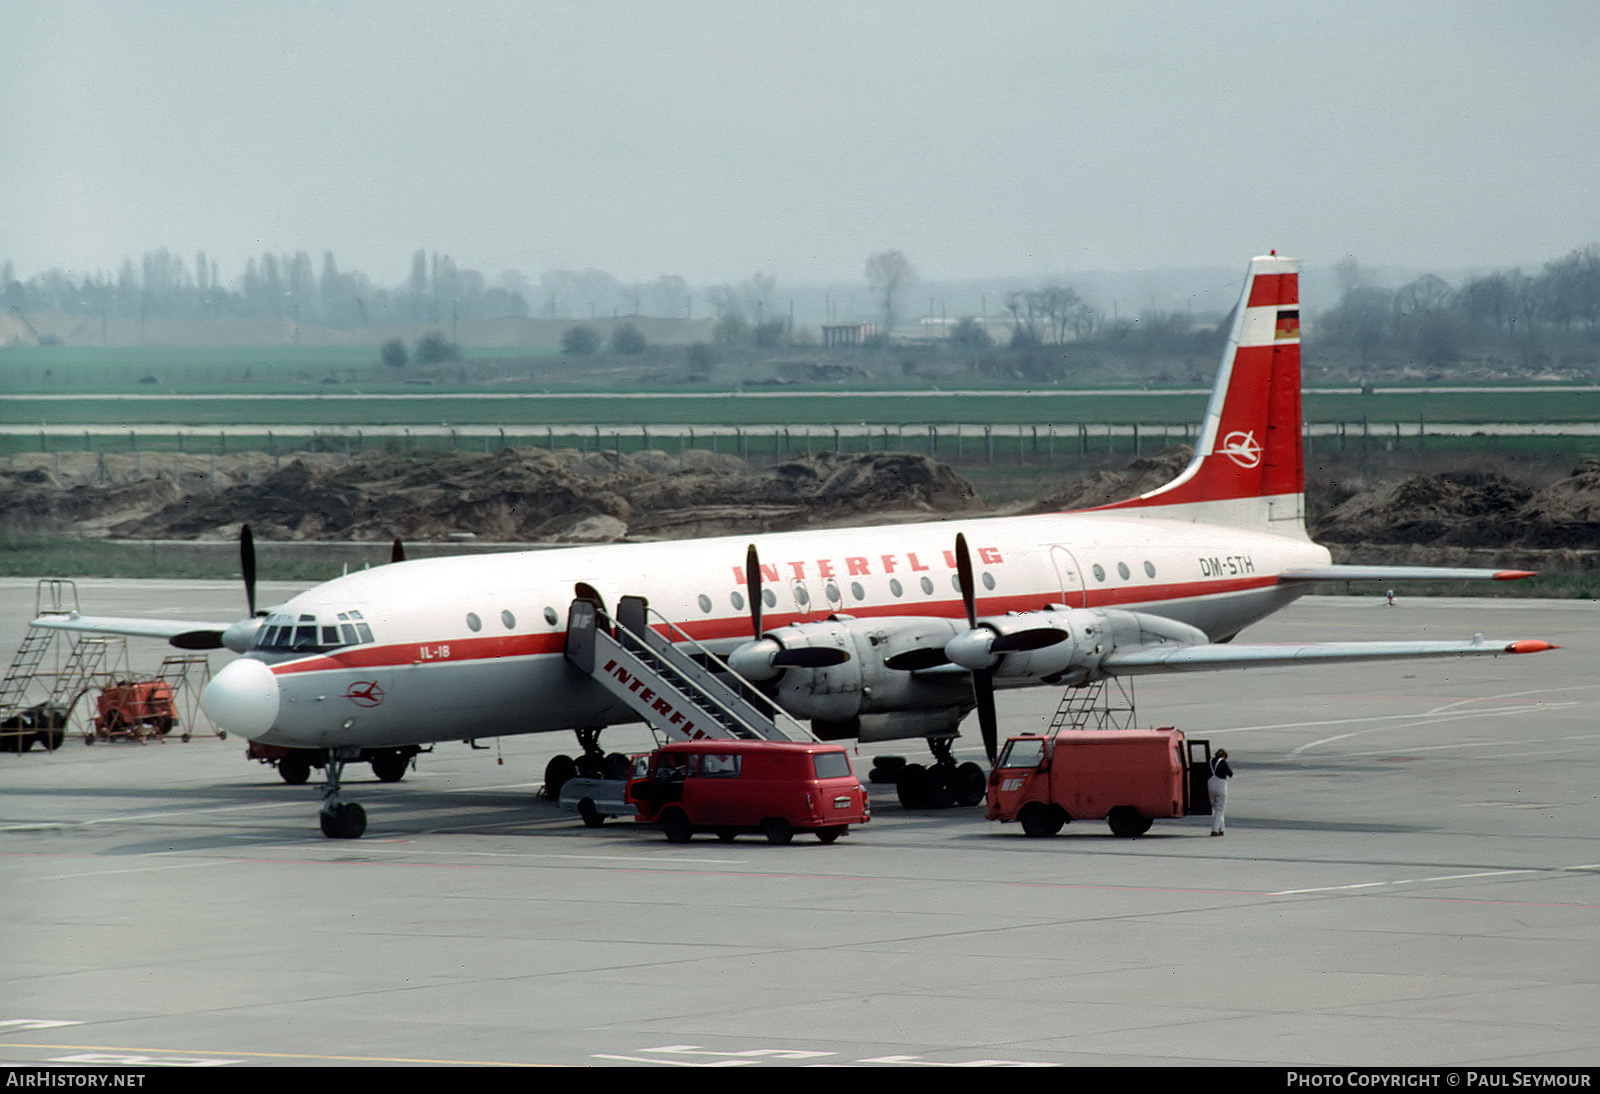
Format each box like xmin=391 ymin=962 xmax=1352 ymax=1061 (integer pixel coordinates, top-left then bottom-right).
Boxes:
xmin=228 ymin=510 xmax=1329 ymax=750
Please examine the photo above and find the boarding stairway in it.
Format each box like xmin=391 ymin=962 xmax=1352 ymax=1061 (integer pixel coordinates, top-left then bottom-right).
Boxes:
xmin=564 ymin=595 xmax=812 ymax=744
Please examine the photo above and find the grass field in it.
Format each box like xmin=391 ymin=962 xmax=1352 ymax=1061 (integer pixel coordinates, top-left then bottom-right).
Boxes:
xmin=6 ymin=389 xmax=1600 ymax=429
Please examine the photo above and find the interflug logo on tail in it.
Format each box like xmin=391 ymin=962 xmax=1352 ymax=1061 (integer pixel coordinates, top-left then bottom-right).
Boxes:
xmin=1218 ymin=430 xmax=1262 ymax=468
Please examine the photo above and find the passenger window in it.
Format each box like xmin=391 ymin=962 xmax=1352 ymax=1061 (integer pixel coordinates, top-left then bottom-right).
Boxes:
xmin=731 ymin=591 xmax=745 ymax=610
xmin=502 ymin=610 xmax=516 ymax=629
xmin=698 ymin=594 xmax=712 ymax=613
xmin=1117 ymin=562 xmax=1131 ymax=580
xmin=850 ymin=582 xmax=865 ymax=601
xmin=466 ymin=613 xmax=482 ymax=632
xmin=812 ymin=752 xmax=852 ymax=779
xmin=700 ymin=753 xmax=741 ymax=778
xmin=981 ymin=572 xmax=995 ymax=590
xmin=1092 ymin=564 xmax=1106 ymax=582
xmin=890 ymin=578 xmax=904 ymax=598
xmin=920 ymin=576 xmax=934 ymax=595
xmin=1144 ymin=561 xmax=1156 ymax=578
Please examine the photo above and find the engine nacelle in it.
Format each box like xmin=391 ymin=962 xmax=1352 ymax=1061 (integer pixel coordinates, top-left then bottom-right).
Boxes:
xmin=945 ymin=607 xmax=1208 ymax=683
xmin=731 ymin=617 xmax=971 ymax=722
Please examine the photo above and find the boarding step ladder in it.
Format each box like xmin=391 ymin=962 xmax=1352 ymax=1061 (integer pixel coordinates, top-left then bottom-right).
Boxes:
xmin=0 ymin=580 xmax=83 ymax=717
xmin=1046 ymin=676 xmax=1139 ymax=733
xmin=564 ymin=595 xmax=811 ymax=743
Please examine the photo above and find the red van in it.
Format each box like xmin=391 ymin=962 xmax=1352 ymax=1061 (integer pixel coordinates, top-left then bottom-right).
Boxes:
xmin=986 ymin=728 xmax=1212 ymax=837
xmin=627 ymin=740 xmax=871 ymax=844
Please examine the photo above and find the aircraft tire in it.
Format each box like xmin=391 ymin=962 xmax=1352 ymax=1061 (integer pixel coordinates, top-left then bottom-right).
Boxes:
xmin=895 ymin=763 xmax=928 ymax=809
xmin=370 ymin=752 xmax=409 ymax=783
xmin=925 ymin=765 xmax=957 ymax=809
xmin=955 ymin=762 xmax=987 ymax=807
xmin=543 ymin=754 xmax=578 ymax=800
xmin=320 ymin=802 xmax=367 ymax=839
xmin=1020 ymin=802 xmax=1065 ymax=838
xmin=278 ymin=753 xmax=312 ymax=785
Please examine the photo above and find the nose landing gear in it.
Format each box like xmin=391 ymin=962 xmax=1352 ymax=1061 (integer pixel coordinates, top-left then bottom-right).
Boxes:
xmin=319 ymin=748 xmax=368 ymax=839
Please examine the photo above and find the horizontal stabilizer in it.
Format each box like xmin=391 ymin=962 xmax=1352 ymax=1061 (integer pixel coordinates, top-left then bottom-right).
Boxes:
xmin=1102 ymin=637 xmax=1557 ymax=676
xmin=1279 ymin=565 xmax=1537 ymax=582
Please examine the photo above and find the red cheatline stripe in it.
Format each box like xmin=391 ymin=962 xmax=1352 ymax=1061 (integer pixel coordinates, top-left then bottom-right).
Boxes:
xmin=1247 ymin=273 xmax=1298 ymax=307
xmin=267 ymin=577 xmax=1281 ymax=676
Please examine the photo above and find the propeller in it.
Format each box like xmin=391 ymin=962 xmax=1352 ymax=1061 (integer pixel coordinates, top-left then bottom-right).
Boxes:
xmin=172 ymin=524 xmax=265 ymax=653
xmin=391 ymin=537 xmax=406 ymax=564
xmin=241 ymin=523 xmax=257 ymax=617
xmin=954 ymin=532 xmax=1000 ymax=765
xmin=727 ymin=544 xmax=850 ymax=680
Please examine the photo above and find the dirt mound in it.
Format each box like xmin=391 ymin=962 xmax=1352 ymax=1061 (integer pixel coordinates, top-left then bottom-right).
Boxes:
xmin=1026 ymin=446 xmax=1192 ymax=512
xmin=1314 ymin=459 xmax=1600 ymax=550
xmin=0 ymin=471 xmax=181 ymax=534
xmin=103 ymin=448 xmax=983 ymax=544
xmin=1312 ymin=471 xmax=1533 ymax=546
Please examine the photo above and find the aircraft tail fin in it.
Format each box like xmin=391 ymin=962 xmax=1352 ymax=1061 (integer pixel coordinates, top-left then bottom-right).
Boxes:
xmin=1088 ymin=253 xmax=1304 ymax=534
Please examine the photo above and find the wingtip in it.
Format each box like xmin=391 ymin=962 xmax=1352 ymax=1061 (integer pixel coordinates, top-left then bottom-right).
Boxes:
xmin=1493 ymin=570 xmax=1538 ymax=580
xmin=1504 ymin=640 xmax=1558 ymax=654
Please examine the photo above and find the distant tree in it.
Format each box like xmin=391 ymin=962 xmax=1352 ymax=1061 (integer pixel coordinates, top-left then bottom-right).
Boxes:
xmin=950 ymin=317 xmax=992 ymax=349
xmin=562 ymin=325 xmax=601 ymax=355
xmin=753 ymin=319 xmax=788 ymax=348
xmin=381 ymin=338 xmax=408 ymax=369
xmin=415 ymin=331 xmax=461 ymax=363
xmin=611 ymin=323 xmax=647 ymax=354
xmin=686 ymin=342 xmax=714 ymax=380
xmin=865 ymin=250 xmax=915 ymax=335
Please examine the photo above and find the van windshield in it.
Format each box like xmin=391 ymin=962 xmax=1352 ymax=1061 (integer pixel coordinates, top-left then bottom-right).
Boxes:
xmin=998 ymin=738 xmax=1046 ymax=769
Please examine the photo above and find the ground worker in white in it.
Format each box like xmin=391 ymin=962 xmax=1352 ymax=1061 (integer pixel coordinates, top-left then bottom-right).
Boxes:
xmin=1208 ymin=748 xmax=1234 ymax=836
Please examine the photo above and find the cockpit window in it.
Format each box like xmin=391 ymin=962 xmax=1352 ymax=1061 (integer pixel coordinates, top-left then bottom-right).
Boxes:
xmin=254 ymin=610 xmax=375 ymax=653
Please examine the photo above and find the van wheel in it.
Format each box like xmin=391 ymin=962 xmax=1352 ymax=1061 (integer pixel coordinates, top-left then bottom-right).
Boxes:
xmin=761 ymin=818 xmax=793 ymax=845
xmin=1108 ymin=807 xmax=1151 ymax=837
xmin=578 ymin=799 xmax=605 ymax=828
xmin=661 ymin=809 xmax=692 ymax=843
xmin=1019 ymin=802 xmax=1065 ymax=837
xmin=816 ymin=826 xmax=845 ymax=844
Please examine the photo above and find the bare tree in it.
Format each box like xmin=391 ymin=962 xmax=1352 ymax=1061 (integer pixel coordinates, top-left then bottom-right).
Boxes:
xmin=865 ymin=250 xmax=915 ymax=335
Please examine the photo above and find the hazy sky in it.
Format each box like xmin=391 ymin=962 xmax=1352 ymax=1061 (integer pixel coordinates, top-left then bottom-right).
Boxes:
xmin=4 ymin=1 xmax=1597 ymax=287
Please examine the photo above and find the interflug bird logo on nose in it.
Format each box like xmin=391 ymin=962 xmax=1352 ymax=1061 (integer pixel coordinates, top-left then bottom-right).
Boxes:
xmin=344 ymin=681 xmax=386 ymax=707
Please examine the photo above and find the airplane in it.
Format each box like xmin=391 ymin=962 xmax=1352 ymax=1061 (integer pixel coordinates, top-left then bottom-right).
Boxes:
xmin=32 ymin=253 xmax=1556 ymax=838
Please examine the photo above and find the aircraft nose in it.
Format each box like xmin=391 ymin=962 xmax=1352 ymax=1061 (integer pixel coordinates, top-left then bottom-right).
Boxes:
xmin=202 ymin=657 xmax=280 ymax=738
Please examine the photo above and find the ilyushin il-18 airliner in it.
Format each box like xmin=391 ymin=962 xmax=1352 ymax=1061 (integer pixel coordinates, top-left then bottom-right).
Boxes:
xmin=36 ymin=254 xmax=1555 ymax=837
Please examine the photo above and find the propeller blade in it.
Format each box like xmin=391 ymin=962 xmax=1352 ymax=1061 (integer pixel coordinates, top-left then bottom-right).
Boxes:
xmin=391 ymin=537 xmax=405 ymax=564
xmin=240 ymin=524 xmax=257 ymax=617
xmin=955 ymin=532 xmax=977 ymax=628
xmin=746 ymin=543 xmax=762 ymax=638
xmin=956 ymin=533 xmax=998 ymax=763
xmin=974 ymin=669 xmax=999 ymax=764
xmin=884 ymin=647 xmax=951 ymax=672
xmin=990 ymin=627 xmax=1071 ymax=654
xmin=771 ymin=646 xmax=850 ymax=669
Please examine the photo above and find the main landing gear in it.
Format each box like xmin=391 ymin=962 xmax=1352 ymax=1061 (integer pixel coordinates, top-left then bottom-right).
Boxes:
xmin=871 ymin=738 xmax=987 ymax=810
xmin=542 ymin=727 xmax=631 ymax=800
xmin=319 ymin=748 xmax=367 ymax=839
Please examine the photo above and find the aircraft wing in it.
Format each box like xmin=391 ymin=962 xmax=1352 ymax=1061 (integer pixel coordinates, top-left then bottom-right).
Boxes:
xmin=1101 ymin=637 xmax=1556 ymax=676
xmin=1279 ymin=565 xmax=1537 ymax=582
xmin=28 ymin=612 xmax=237 ymax=650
